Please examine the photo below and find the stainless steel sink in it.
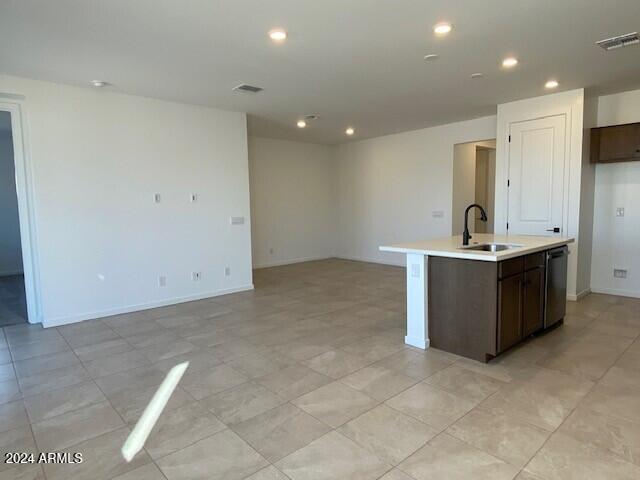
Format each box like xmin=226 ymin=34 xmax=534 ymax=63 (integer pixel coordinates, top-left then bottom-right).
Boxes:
xmin=460 ymin=243 xmax=522 ymax=252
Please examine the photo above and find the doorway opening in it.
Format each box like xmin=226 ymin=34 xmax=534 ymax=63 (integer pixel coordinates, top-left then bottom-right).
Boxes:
xmin=452 ymin=139 xmax=496 ymax=236
xmin=0 ymin=110 xmax=27 ymax=326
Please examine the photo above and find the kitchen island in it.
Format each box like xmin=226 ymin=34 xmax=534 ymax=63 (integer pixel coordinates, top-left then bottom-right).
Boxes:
xmin=380 ymin=234 xmax=574 ymax=362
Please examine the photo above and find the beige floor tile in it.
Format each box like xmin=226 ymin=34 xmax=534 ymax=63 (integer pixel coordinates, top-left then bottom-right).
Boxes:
xmin=199 ymin=381 xmax=285 ymax=425
xmin=94 ymin=365 xmax=168 ymax=398
xmin=340 ymin=334 xmax=405 ymax=362
xmin=83 ymin=349 xmax=150 ymax=378
xmin=233 ymin=403 xmax=331 ymax=462
xmin=0 ymin=348 xmax=11 ymax=366
xmin=43 ymin=427 xmax=150 ymax=480
xmin=447 ymin=407 xmax=550 ymax=468
xmin=0 ymin=400 xmax=29 ymax=433
xmin=244 ymin=465 xmax=291 ymax=480
xmin=581 ymin=369 xmax=640 ymax=425
xmin=398 ymin=433 xmax=518 ymax=480
xmin=424 ymin=364 xmax=506 ymax=402
xmin=10 ymin=337 xmax=70 ymax=361
xmin=292 ymin=381 xmax=377 ymax=428
xmin=73 ymin=338 xmax=132 ymax=362
xmin=339 ymin=404 xmax=438 ymax=465
xmin=276 ymin=431 xmax=391 ymax=480
xmin=378 ymin=469 xmax=414 ymax=480
xmin=304 ymin=350 xmax=372 ymax=379
xmin=386 ymin=383 xmax=478 ymax=430
xmin=616 ymin=347 xmax=640 ymax=373
xmin=340 ymin=365 xmax=417 ymax=401
xmin=112 ymin=463 xmax=166 ymax=480
xmin=62 ymin=328 xmax=120 ymax=350
xmin=151 ymin=349 xmax=222 ymax=374
xmin=526 ymin=432 xmax=640 ymax=480
xmin=480 ymin=367 xmax=594 ymax=431
xmin=0 ymin=364 xmax=15 ymax=383
xmin=559 ymin=407 xmax=640 ymax=466
xmin=138 ymin=401 xmax=225 ymax=459
xmin=0 ymin=426 xmax=38 ymax=472
xmin=106 ymin=383 xmax=194 ymax=424
xmin=374 ymin=349 xmax=454 ymax=380
xmin=157 ymin=429 xmax=268 ymax=480
xmin=0 ymin=379 xmax=21 ymax=405
xmin=138 ymin=338 xmax=199 ymax=363
xmin=17 ymin=364 xmax=90 ymax=397
xmin=13 ymin=351 xmax=79 ymax=378
xmin=228 ymin=350 xmax=296 ymax=379
xmin=272 ymin=337 xmax=333 ymax=361
xmin=0 ymin=464 xmax=44 ymax=480
xmin=24 ymin=380 xmax=105 ymax=422
xmin=180 ymin=364 xmax=248 ymax=400
xmin=256 ymin=364 xmax=331 ymax=400
xmin=32 ymin=401 xmax=124 ymax=451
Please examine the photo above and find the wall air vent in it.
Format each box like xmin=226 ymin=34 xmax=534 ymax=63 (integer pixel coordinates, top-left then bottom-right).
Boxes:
xmin=596 ymin=32 xmax=639 ymax=51
xmin=232 ymin=84 xmax=264 ymax=93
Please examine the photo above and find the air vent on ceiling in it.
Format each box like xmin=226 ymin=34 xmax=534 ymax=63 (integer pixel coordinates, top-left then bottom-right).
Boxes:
xmin=304 ymin=114 xmax=319 ymax=121
xmin=596 ymin=32 xmax=639 ymax=51
xmin=233 ymin=84 xmax=264 ymax=93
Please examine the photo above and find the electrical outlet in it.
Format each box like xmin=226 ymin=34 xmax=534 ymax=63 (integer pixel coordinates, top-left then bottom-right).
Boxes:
xmin=158 ymin=275 xmax=167 ymax=287
xmin=614 ymin=268 xmax=628 ymax=279
xmin=154 ymin=193 xmax=162 ymax=203
xmin=192 ymin=272 xmax=202 ymax=281
xmin=224 ymin=267 xmax=231 ymax=277
xmin=616 ymin=207 xmax=625 ymax=217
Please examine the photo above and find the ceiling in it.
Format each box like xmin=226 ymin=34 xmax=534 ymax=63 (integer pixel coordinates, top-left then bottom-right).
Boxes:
xmin=1 ymin=0 xmax=640 ymax=144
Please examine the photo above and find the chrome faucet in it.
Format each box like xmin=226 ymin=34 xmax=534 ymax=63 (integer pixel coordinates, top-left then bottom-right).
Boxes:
xmin=463 ymin=204 xmax=488 ymax=246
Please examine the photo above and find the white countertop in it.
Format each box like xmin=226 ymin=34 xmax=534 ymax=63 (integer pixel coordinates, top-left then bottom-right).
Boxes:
xmin=380 ymin=234 xmax=574 ymax=262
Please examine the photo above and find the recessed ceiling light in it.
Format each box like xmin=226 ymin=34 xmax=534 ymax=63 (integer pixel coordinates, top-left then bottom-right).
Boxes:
xmin=545 ymin=79 xmax=559 ymax=89
xmin=423 ymin=54 xmax=439 ymax=61
xmin=268 ymin=29 xmax=287 ymax=42
xmin=502 ymin=57 xmax=518 ymax=68
xmin=90 ymin=80 xmax=108 ymax=88
xmin=345 ymin=127 xmax=355 ymax=136
xmin=470 ymin=73 xmax=484 ymax=79
xmin=297 ymin=120 xmax=306 ymax=128
xmin=434 ymin=22 xmax=452 ymax=35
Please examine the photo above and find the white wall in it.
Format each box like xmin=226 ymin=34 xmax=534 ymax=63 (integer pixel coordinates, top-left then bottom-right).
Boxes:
xmin=335 ymin=116 xmax=497 ymax=266
xmin=0 ymin=75 xmax=253 ymax=326
xmin=591 ymin=89 xmax=640 ymax=298
xmin=248 ymin=136 xmax=336 ymax=267
xmin=0 ymin=113 xmax=23 ymax=276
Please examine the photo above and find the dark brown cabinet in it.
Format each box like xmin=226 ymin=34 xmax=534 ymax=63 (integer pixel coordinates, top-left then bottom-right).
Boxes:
xmin=591 ymin=123 xmax=640 ymax=164
xmin=429 ymin=249 xmax=558 ymax=362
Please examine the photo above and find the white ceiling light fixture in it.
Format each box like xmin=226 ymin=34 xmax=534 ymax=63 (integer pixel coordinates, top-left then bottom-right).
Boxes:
xmin=470 ymin=72 xmax=484 ymax=79
xmin=297 ymin=120 xmax=306 ymax=128
xmin=90 ymin=80 xmax=108 ymax=87
xmin=345 ymin=127 xmax=355 ymax=136
xmin=423 ymin=54 xmax=439 ymax=61
xmin=268 ymin=28 xmax=287 ymax=43
xmin=433 ymin=22 xmax=452 ymax=35
xmin=502 ymin=57 xmax=518 ymax=68
xmin=545 ymin=79 xmax=559 ymax=89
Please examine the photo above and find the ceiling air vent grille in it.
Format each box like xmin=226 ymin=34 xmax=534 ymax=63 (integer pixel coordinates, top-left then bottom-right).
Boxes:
xmin=596 ymin=32 xmax=639 ymax=51
xmin=233 ymin=84 xmax=264 ymax=93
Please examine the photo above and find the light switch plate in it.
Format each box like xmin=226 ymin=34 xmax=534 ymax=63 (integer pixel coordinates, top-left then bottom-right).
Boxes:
xmin=432 ymin=210 xmax=445 ymax=218
xmin=230 ymin=216 xmax=245 ymax=225
xmin=614 ymin=268 xmax=628 ymax=279
xmin=154 ymin=193 xmax=162 ymax=203
xmin=616 ymin=207 xmax=625 ymax=217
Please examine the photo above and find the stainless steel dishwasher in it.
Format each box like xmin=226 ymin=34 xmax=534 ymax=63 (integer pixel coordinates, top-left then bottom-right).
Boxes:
xmin=544 ymin=246 xmax=568 ymax=328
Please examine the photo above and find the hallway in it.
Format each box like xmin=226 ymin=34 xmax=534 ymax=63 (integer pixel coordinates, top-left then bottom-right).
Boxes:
xmin=0 ymin=274 xmax=27 ymax=327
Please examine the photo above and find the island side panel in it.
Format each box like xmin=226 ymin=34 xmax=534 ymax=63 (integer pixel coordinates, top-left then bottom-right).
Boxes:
xmin=428 ymin=256 xmax=498 ymax=362
xmin=405 ymin=253 xmax=429 ymax=349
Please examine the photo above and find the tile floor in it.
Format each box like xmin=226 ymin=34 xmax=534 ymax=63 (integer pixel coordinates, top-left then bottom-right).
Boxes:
xmin=0 ymin=275 xmax=27 ymax=328
xmin=0 ymin=259 xmax=639 ymax=480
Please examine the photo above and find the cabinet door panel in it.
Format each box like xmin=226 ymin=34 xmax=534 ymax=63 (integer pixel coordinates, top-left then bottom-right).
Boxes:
xmin=498 ymin=274 xmax=523 ymax=353
xmin=598 ymin=124 xmax=640 ymax=162
xmin=523 ymin=267 xmax=545 ymax=336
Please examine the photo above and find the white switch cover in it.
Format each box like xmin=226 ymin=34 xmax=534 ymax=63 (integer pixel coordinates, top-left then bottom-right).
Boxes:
xmin=224 ymin=267 xmax=231 ymax=276
xmin=154 ymin=193 xmax=162 ymax=203
xmin=190 ymin=193 xmax=198 ymax=203
xmin=158 ymin=275 xmax=167 ymax=287
xmin=230 ymin=216 xmax=245 ymax=225
xmin=432 ymin=210 xmax=444 ymax=218
xmin=411 ymin=264 xmax=421 ymax=278
xmin=616 ymin=207 xmax=625 ymax=217
xmin=192 ymin=272 xmax=201 ymax=281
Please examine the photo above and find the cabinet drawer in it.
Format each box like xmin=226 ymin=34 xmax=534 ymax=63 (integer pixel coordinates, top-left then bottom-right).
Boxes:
xmin=498 ymin=257 xmax=524 ymax=279
xmin=525 ymin=252 xmax=545 ymax=270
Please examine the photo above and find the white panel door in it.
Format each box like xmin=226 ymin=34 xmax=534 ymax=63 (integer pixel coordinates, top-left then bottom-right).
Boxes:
xmin=507 ymin=115 xmax=566 ymax=235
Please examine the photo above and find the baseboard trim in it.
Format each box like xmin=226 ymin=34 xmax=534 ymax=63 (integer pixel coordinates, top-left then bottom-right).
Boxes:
xmin=42 ymin=284 xmax=255 ymax=328
xmin=590 ymin=287 xmax=640 ymax=299
xmin=405 ymin=335 xmax=429 ymax=350
xmin=566 ymin=288 xmax=591 ymax=302
xmin=253 ymin=255 xmax=333 ymax=269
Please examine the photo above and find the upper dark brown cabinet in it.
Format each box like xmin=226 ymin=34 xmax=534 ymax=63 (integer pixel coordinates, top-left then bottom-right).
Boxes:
xmin=591 ymin=122 xmax=640 ymax=164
